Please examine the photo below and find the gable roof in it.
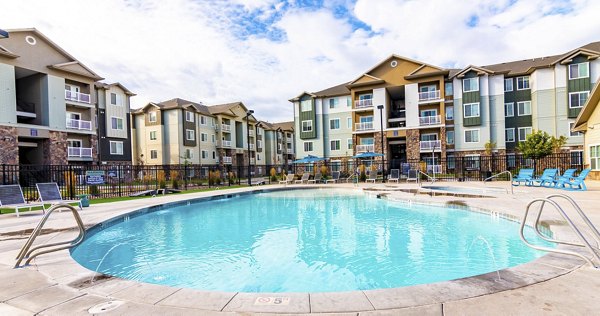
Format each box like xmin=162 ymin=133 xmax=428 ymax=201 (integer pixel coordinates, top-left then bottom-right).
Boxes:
xmin=289 ymin=91 xmax=316 ymax=102
xmin=95 ymin=82 xmax=136 ymax=96
xmin=573 ymin=80 xmax=600 ymax=132
xmin=207 ymin=101 xmax=257 ymax=121
xmin=452 ymin=65 xmax=495 ymax=78
xmin=313 ymin=82 xmax=351 ymax=97
xmin=272 ymin=121 xmax=294 ymax=132
xmin=157 ymin=98 xmax=211 ymax=115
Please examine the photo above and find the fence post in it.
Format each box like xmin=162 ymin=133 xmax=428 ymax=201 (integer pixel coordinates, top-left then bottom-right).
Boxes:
xmin=2 ymin=164 xmax=5 ymax=185
xmin=118 ymin=165 xmax=123 ymax=197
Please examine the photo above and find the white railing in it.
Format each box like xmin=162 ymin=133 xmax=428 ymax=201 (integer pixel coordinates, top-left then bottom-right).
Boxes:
xmin=66 ymin=118 xmax=92 ymax=130
xmin=249 ymin=143 xmax=255 ymax=150
xmin=356 ymin=144 xmax=375 ymax=153
xmin=219 ymin=124 xmax=231 ymax=132
xmin=286 ymin=148 xmax=293 ymax=154
xmin=222 ymin=156 xmax=232 ymax=164
xmin=418 ymin=90 xmax=440 ymax=102
xmin=419 ymin=115 xmax=441 ymax=126
xmin=287 ymin=159 xmax=293 ymax=164
xmin=67 ymin=147 xmax=92 ymax=158
xmin=257 ymin=141 xmax=263 ymax=148
xmin=420 ymin=140 xmax=441 ymax=151
xmin=219 ymin=140 xmax=232 ymax=147
xmin=426 ymin=164 xmax=442 ymax=174
xmin=250 ymin=158 xmax=256 ymax=164
xmin=286 ymin=137 xmax=292 ymax=142
xmin=249 ymin=130 xmax=254 ymax=137
xmin=355 ymin=122 xmax=374 ymax=131
xmin=65 ymin=90 xmax=91 ymax=104
xmin=355 ymin=99 xmax=373 ymax=108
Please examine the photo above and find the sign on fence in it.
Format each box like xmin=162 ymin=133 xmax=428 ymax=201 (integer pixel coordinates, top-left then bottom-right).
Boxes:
xmin=86 ymin=170 xmax=105 ymax=185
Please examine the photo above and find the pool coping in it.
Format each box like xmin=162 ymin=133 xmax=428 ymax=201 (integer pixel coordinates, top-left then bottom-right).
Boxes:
xmin=4 ymin=184 xmax=593 ymax=314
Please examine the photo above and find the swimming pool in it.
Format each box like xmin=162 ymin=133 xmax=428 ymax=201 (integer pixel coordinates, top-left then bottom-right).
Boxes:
xmin=71 ymin=189 xmax=552 ymax=293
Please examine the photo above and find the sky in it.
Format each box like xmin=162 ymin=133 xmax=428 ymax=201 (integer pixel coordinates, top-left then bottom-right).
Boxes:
xmin=1 ymin=0 xmax=600 ymax=122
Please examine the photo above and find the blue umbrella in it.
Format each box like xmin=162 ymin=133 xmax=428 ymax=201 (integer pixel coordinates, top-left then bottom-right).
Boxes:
xmin=293 ymin=155 xmax=325 ymax=164
xmin=352 ymin=151 xmax=384 ymax=159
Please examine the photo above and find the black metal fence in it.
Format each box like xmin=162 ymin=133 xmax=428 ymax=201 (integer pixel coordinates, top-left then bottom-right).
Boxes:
xmin=0 ymin=153 xmax=584 ymax=201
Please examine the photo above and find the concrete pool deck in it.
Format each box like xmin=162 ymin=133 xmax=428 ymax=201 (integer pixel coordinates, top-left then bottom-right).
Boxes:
xmin=0 ymin=181 xmax=599 ymax=315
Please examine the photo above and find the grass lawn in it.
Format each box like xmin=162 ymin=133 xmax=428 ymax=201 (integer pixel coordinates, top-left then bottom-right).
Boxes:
xmin=0 ymin=184 xmax=251 ymax=216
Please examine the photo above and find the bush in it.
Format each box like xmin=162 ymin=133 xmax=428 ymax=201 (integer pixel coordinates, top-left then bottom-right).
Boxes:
xmin=359 ymin=165 xmax=367 ymax=182
xmin=270 ymin=167 xmax=278 ymax=182
xmin=159 ymin=180 xmax=166 ymax=189
xmin=171 ymin=178 xmax=179 ymax=189
xmin=88 ymin=185 xmax=100 ymax=196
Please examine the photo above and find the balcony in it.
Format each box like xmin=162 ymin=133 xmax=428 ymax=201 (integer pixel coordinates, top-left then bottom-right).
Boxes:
xmin=287 ymin=159 xmax=293 ymax=164
xmin=419 ymin=115 xmax=441 ymax=126
xmin=426 ymin=164 xmax=442 ymax=174
xmin=65 ymin=90 xmax=91 ymax=104
xmin=66 ymin=118 xmax=92 ymax=131
xmin=418 ymin=90 xmax=441 ymax=102
xmin=286 ymin=136 xmax=292 ymax=142
xmin=257 ymin=142 xmax=263 ymax=149
xmin=356 ymin=144 xmax=375 ymax=153
xmin=218 ymin=140 xmax=232 ymax=148
xmin=249 ymin=130 xmax=255 ymax=137
xmin=250 ymin=158 xmax=256 ymax=164
xmin=286 ymin=148 xmax=293 ymax=154
xmin=355 ymin=99 xmax=373 ymax=108
xmin=218 ymin=124 xmax=231 ymax=132
xmin=68 ymin=147 xmax=92 ymax=158
xmin=420 ymin=140 xmax=441 ymax=152
xmin=249 ymin=143 xmax=255 ymax=150
xmin=222 ymin=156 xmax=232 ymax=164
xmin=355 ymin=122 xmax=374 ymax=131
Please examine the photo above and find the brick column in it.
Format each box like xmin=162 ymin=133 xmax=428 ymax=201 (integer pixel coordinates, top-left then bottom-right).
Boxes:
xmin=44 ymin=131 xmax=68 ymax=165
xmin=406 ymin=129 xmax=421 ymax=161
xmin=0 ymin=126 xmax=19 ymax=165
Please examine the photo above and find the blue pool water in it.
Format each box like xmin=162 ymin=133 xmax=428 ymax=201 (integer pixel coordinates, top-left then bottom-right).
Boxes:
xmin=71 ymin=189 xmax=552 ymax=292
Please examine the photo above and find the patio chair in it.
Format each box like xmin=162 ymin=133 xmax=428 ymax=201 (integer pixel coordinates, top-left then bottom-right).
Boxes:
xmin=530 ymin=168 xmax=558 ymax=187
xmin=278 ymin=174 xmax=295 ymax=185
xmin=36 ymin=182 xmax=82 ymax=211
xmin=295 ymin=173 xmax=310 ymax=184
xmin=307 ymin=173 xmax=322 ymax=184
xmin=388 ymin=169 xmax=400 ymax=183
xmin=366 ymin=171 xmax=378 ymax=183
xmin=552 ymin=168 xmax=577 ymax=187
xmin=325 ymin=171 xmax=340 ymax=184
xmin=0 ymin=185 xmax=43 ymax=217
xmin=406 ymin=169 xmax=419 ymax=183
xmin=511 ymin=169 xmax=534 ymax=186
xmin=556 ymin=168 xmax=591 ymax=191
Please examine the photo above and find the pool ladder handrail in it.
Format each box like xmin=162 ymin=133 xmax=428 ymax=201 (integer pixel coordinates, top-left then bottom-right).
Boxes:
xmin=14 ymin=203 xmax=86 ymax=268
xmin=417 ymin=170 xmax=436 ymax=187
xmin=520 ymin=194 xmax=600 ymax=268
xmin=483 ymin=170 xmax=513 ymax=194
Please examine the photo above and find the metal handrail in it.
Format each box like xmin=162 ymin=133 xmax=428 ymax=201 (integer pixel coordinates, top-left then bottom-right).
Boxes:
xmin=417 ymin=170 xmax=435 ymax=187
xmin=483 ymin=170 xmax=513 ymax=194
xmin=15 ymin=203 xmax=86 ymax=268
xmin=520 ymin=196 xmax=600 ymax=268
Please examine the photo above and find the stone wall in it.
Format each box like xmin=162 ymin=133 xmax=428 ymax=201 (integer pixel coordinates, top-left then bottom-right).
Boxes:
xmin=373 ymin=132 xmax=387 ymax=163
xmin=0 ymin=126 xmax=18 ymax=165
xmin=43 ymin=131 xmax=68 ymax=165
xmin=406 ymin=129 xmax=420 ymax=160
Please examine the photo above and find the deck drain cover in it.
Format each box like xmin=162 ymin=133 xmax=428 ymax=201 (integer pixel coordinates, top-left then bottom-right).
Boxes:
xmin=88 ymin=300 xmax=124 ymax=314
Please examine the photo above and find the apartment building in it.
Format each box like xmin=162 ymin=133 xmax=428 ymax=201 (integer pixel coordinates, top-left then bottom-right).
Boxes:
xmin=0 ymin=28 xmax=135 ymax=166
xmin=573 ymin=80 xmax=600 ymax=180
xmin=258 ymin=121 xmax=296 ymax=170
xmin=291 ymin=41 xmax=600 ymax=171
xmin=208 ymin=102 xmax=258 ymax=168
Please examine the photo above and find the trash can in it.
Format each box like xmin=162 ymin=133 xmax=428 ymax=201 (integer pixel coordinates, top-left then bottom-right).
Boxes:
xmin=77 ymin=194 xmax=90 ymax=208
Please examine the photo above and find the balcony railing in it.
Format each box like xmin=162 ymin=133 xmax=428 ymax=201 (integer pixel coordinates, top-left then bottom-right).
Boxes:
xmin=257 ymin=142 xmax=263 ymax=148
xmin=287 ymin=159 xmax=293 ymax=164
xmin=418 ymin=90 xmax=440 ymax=102
xmin=286 ymin=137 xmax=292 ymax=142
xmin=419 ymin=115 xmax=441 ymax=126
xmin=249 ymin=143 xmax=255 ymax=150
xmin=286 ymin=148 xmax=293 ymax=154
xmin=355 ymin=122 xmax=374 ymax=131
xmin=219 ymin=140 xmax=232 ymax=148
xmin=420 ymin=140 xmax=441 ymax=151
xmin=222 ymin=156 xmax=232 ymax=164
xmin=356 ymin=144 xmax=375 ymax=153
xmin=249 ymin=130 xmax=254 ymax=137
xmin=250 ymin=158 xmax=256 ymax=164
xmin=66 ymin=118 xmax=92 ymax=130
xmin=218 ymin=124 xmax=231 ymax=132
xmin=65 ymin=90 xmax=91 ymax=104
xmin=355 ymin=99 xmax=373 ymax=108
xmin=67 ymin=147 xmax=92 ymax=158
xmin=426 ymin=164 xmax=442 ymax=174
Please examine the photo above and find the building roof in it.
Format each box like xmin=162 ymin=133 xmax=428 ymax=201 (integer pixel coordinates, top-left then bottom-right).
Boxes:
xmin=158 ymin=98 xmax=211 ymax=115
xmin=207 ymin=102 xmax=241 ymax=115
xmin=313 ymin=82 xmax=351 ymax=97
xmin=258 ymin=120 xmax=275 ymax=130
xmin=94 ymin=82 xmax=136 ymax=96
xmin=272 ymin=121 xmax=294 ymax=132
xmin=573 ymin=80 xmax=600 ymax=132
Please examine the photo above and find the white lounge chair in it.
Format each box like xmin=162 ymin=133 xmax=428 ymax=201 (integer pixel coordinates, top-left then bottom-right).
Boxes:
xmin=325 ymin=171 xmax=340 ymax=183
xmin=36 ymin=182 xmax=82 ymax=211
xmin=279 ymin=174 xmax=295 ymax=184
xmin=0 ymin=185 xmax=43 ymax=217
xmin=295 ymin=173 xmax=310 ymax=184
xmin=307 ymin=173 xmax=322 ymax=184
xmin=387 ymin=169 xmax=400 ymax=183
xmin=366 ymin=171 xmax=379 ymax=183
xmin=406 ymin=169 xmax=419 ymax=183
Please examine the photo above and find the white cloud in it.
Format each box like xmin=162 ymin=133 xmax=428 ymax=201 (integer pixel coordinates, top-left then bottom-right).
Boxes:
xmin=1 ymin=0 xmax=599 ymax=122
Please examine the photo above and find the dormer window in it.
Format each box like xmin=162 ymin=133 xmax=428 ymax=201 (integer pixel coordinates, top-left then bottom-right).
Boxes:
xmin=462 ymin=78 xmax=479 ymax=92
xmin=149 ymin=111 xmax=157 ymax=122
xmin=569 ymin=62 xmax=589 ymax=79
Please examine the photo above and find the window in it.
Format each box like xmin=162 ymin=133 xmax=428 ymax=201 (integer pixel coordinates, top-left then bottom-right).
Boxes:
xmin=150 ymin=150 xmax=158 ymax=159
xmin=465 ymin=155 xmax=480 ymax=170
xmin=211 ymin=134 xmax=216 ymax=143
xmin=421 ymin=109 xmax=437 ymax=117
xmin=149 ymin=112 xmax=157 ymax=122
xmin=445 ymin=106 xmax=454 ymax=120
xmin=447 ymin=154 xmax=455 ymax=169
xmin=257 ymin=140 xmax=262 ymax=148
xmin=201 ymin=133 xmax=208 ymax=142
xmin=504 ymin=78 xmax=513 ymax=92
xmin=347 ymin=117 xmax=352 ymax=128
xmin=111 ymin=117 xmax=124 ymax=130
xmin=421 ymin=133 xmax=437 ymax=141
xmin=590 ymin=145 xmax=600 ymax=170
xmin=201 ymin=150 xmax=208 ymax=159
xmin=359 ymin=94 xmax=373 ymax=100
xmin=304 ymin=142 xmax=313 ymax=152
xmin=569 ymin=91 xmax=589 ymax=108
xmin=517 ymin=76 xmax=530 ymax=90
xmin=302 ymin=120 xmax=313 ymax=132
xmin=571 ymin=150 xmax=583 ymax=166
xmin=347 ymin=138 xmax=353 ymax=149
xmin=462 ymin=78 xmax=479 ymax=92
xmin=109 ymin=141 xmax=123 ymax=155
xmin=464 ymin=103 xmax=480 ymax=118
xmin=329 ymin=118 xmax=340 ymax=130
xmin=200 ymin=116 xmax=207 ymax=125
xmin=517 ymin=101 xmax=532 ymax=116
xmin=444 ymin=82 xmax=453 ymax=96
xmin=330 ymin=140 xmax=340 ymax=151
xmin=300 ymin=100 xmax=312 ymax=112
xmin=186 ymin=129 xmax=195 ymax=141
xmin=212 ymin=151 xmax=216 ymax=159
xmin=464 ymin=129 xmax=480 ymax=143
xmin=149 ymin=131 xmax=157 ymax=140
xmin=185 ymin=111 xmax=194 ymax=122
xmin=569 ymin=122 xmax=583 ymax=137
xmin=569 ymin=62 xmax=589 ymax=79
xmin=329 ymin=98 xmax=338 ymax=109
xmin=446 ymin=130 xmax=455 ymax=145
xmin=505 ymin=102 xmax=514 ymax=117
xmin=184 ymin=149 xmax=193 ymax=159
xmin=110 ymin=93 xmax=122 ymax=106
xmin=518 ymin=127 xmax=533 ymax=141
xmin=505 ymin=128 xmax=515 ymax=142
xmin=507 ymin=154 xmax=516 ymax=168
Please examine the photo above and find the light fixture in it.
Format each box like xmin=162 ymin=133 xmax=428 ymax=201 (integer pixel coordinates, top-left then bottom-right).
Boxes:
xmin=246 ymin=110 xmax=254 ymax=186
xmin=0 ymin=29 xmax=8 ymax=39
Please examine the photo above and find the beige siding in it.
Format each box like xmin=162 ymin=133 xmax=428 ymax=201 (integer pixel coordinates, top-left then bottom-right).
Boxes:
xmin=105 ymin=87 xmax=128 ymax=139
xmin=0 ymin=64 xmax=17 ymax=124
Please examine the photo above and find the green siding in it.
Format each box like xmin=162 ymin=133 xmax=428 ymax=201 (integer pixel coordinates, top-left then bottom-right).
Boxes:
xmin=299 ymin=96 xmax=316 ymax=139
xmin=567 ymin=55 xmax=591 ymax=118
xmin=504 ymin=76 xmax=532 ymax=148
xmin=463 ymin=116 xmax=481 ymax=126
xmin=461 ymin=72 xmax=481 ymax=127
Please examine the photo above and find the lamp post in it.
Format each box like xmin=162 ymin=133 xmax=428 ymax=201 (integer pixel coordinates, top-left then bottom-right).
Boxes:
xmin=377 ymin=104 xmax=385 ymax=183
xmin=246 ymin=110 xmax=254 ymax=186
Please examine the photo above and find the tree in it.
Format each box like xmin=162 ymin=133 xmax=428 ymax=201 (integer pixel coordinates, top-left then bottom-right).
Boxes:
xmin=516 ymin=130 xmax=560 ymax=158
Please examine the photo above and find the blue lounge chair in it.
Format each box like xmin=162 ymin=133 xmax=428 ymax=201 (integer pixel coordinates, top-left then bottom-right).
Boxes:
xmin=512 ymin=168 xmax=534 ymax=186
xmin=556 ymin=168 xmax=591 ymax=191
xmin=552 ymin=168 xmax=577 ymax=187
xmin=530 ymin=168 xmax=558 ymax=187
